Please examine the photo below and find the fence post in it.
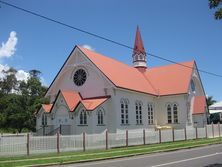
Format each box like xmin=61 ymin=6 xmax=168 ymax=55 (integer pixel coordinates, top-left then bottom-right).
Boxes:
xmin=159 ymin=129 xmax=161 ymax=143
xmin=105 ymin=130 xmax=108 ymax=150
xmin=126 ymin=130 xmax=128 ymax=147
xmin=83 ymin=132 xmax=86 ymax=151
xmin=218 ymin=123 xmax=221 ymax=137
xmin=143 ymin=129 xmax=146 ymax=145
xmin=57 ymin=132 xmax=60 ymax=154
xmin=26 ymin=133 xmax=30 ymax=156
xmin=195 ymin=126 xmax=198 ymax=139
xmin=205 ymin=125 xmax=208 ymax=138
xmin=184 ymin=127 xmax=187 ymax=141
xmin=212 ymin=123 xmax=214 ymax=138
xmin=172 ymin=128 xmax=175 ymax=142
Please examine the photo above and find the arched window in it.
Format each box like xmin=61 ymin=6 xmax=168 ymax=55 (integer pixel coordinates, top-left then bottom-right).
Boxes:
xmin=167 ymin=103 xmax=179 ymax=124
xmin=167 ymin=104 xmax=172 ymax=123
xmin=120 ymin=99 xmax=129 ymax=125
xmin=80 ymin=109 xmax=87 ymax=125
xmin=148 ymin=103 xmax=154 ymax=125
xmin=97 ymin=109 xmax=104 ymax=125
xmin=173 ymin=104 xmax=178 ymax=123
xmin=135 ymin=55 xmax=139 ymax=61
xmin=191 ymin=79 xmax=195 ymax=92
xmin=135 ymin=101 xmax=142 ymax=124
xmin=42 ymin=114 xmax=47 ymax=126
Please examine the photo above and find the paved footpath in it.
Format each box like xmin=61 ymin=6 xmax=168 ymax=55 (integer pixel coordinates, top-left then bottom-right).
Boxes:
xmin=59 ymin=144 xmax=222 ymax=167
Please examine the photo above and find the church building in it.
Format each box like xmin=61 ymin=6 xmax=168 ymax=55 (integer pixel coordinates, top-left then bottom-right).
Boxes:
xmin=36 ymin=27 xmax=207 ymax=135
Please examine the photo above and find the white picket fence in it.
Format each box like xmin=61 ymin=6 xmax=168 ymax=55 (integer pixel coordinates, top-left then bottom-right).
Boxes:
xmin=0 ymin=124 xmax=221 ymax=156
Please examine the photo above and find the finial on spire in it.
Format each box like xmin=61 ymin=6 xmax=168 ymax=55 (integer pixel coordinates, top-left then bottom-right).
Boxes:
xmin=132 ymin=26 xmax=147 ymax=69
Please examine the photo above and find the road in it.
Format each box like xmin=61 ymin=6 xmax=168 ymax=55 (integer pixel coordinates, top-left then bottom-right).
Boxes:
xmin=61 ymin=144 xmax=222 ymax=167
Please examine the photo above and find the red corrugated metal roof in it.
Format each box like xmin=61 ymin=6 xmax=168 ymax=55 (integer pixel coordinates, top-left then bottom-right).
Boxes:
xmin=144 ymin=61 xmax=195 ymax=96
xmin=193 ymin=96 xmax=207 ymax=115
xmin=79 ymin=46 xmax=194 ymax=96
xmin=42 ymin=104 xmax=53 ymax=113
xmin=61 ymin=91 xmax=109 ymax=112
xmin=61 ymin=91 xmax=81 ymax=111
xmin=81 ymin=98 xmax=109 ymax=111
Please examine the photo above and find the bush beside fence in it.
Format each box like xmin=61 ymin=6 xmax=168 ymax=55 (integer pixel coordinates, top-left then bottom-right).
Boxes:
xmin=0 ymin=124 xmax=222 ymax=156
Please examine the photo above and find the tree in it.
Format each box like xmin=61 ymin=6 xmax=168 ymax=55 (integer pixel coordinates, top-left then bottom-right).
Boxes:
xmin=209 ymin=0 xmax=222 ymax=19
xmin=209 ymin=113 xmax=220 ymax=124
xmin=206 ymin=96 xmax=216 ymax=107
xmin=0 ymin=68 xmax=48 ymax=133
xmin=18 ymin=70 xmax=49 ymax=131
xmin=0 ymin=67 xmax=18 ymax=94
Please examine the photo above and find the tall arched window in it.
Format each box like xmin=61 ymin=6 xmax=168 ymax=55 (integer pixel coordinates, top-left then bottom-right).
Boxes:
xmin=97 ymin=109 xmax=104 ymax=125
xmin=135 ymin=101 xmax=142 ymax=125
xmin=167 ymin=104 xmax=172 ymax=123
xmin=173 ymin=104 xmax=178 ymax=123
xmin=120 ymin=99 xmax=129 ymax=125
xmin=167 ymin=103 xmax=179 ymax=124
xmin=148 ymin=103 xmax=154 ymax=125
xmin=42 ymin=114 xmax=47 ymax=126
xmin=191 ymin=79 xmax=195 ymax=92
xmin=80 ymin=109 xmax=87 ymax=125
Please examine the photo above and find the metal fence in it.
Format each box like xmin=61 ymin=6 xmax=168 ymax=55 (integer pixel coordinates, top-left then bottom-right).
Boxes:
xmin=0 ymin=124 xmax=221 ymax=156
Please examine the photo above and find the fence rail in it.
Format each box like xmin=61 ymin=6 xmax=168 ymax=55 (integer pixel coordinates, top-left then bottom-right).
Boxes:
xmin=0 ymin=124 xmax=222 ymax=156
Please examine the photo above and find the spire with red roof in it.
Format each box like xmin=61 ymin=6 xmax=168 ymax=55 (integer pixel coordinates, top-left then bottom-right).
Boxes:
xmin=132 ymin=26 xmax=147 ymax=69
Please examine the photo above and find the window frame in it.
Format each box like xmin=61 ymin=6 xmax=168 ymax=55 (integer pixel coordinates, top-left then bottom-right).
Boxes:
xmin=148 ymin=103 xmax=154 ymax=125
xmin=79 ymin=109 xmax=87 ymax=125
xmin=97 ymin=109 xmax=105 ymax=125
xmin=167 ymin=103 xmax=179 ymax=124
xmin=120 ymin=99 xmax=129 ymax=125
xmin=41 ymin=114 xmax=47 ymax=126
xmin=167 ymin=104 xmax=172 ymax=124
xmin=173 ymin=104 xmax=178 ymax=123
xmin=135 ymin=101 xmax=143 ymax=125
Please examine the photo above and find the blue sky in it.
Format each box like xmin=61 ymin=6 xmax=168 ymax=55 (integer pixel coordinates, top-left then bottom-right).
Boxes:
xmin=0 ymin=0 xmax=222 ymax=101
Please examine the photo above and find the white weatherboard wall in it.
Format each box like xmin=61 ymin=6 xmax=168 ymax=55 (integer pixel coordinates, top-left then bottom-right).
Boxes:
xmin=46 ymin=48 xmax=114 ymax=102
xmin=193 ymin=114 xmax=207 ymax=128
xmin=156 ymin=94 xmax=188 ymax=129
xmin=70 ymin=102 xmax=110 ymax=135
xmin=114 ymin=88 xmax=156 ymax=131
xmin=113 ymin=88 xmax=191 ymax=131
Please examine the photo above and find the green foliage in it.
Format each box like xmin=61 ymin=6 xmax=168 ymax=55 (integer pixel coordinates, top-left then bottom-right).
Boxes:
xmin=209 ymin=0 xmax=222 ymax=19
xmin=0 ymin=68 xmax=48 ymax=133
xmin=209 ymin=113 xmax=220 ymax=123
xmin=206 ymin=96 xmax=216 ymax=107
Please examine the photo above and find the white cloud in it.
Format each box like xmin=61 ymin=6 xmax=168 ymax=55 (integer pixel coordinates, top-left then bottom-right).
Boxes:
xmin=0 ymin=64 xmax=29 ymax=82
xmin=15 ymin=70 xmax=29 ymax=82
xmin=0 ymin=31 xmax=18 ymax=58
xmin=40 ymin=76 xmax=48 ymax=87
xmin=0 ymin=64 xmax=9 ymax=79
xmin=82 ymin=44 xmax=95 ymax=51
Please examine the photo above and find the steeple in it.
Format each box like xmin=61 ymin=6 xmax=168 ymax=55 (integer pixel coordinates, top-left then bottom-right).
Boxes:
xmin=132 ymin=26 xmax=147 ymax=68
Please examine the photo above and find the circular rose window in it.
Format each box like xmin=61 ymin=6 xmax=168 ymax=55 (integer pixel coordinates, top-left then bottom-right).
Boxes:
xmin=73 ymin=69 xmax=87 ymax=86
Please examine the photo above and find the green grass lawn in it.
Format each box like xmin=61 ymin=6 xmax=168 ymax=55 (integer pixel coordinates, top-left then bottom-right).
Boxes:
xmin=0 ymin=137 xmax=221 ymax=167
